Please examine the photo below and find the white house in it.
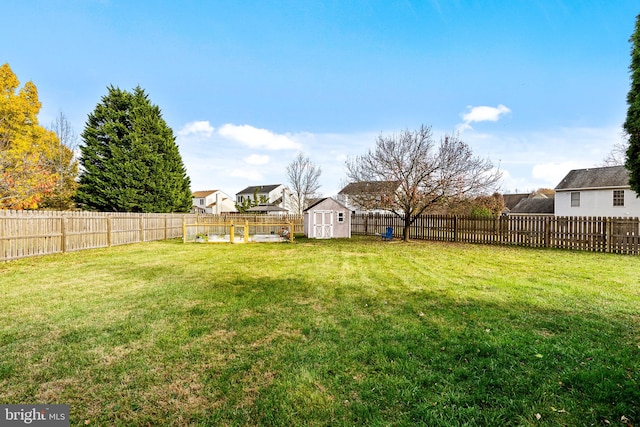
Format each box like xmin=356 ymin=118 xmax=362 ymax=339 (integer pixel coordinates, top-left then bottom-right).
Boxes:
xmin=554 ymin=166 xmax=640 ymax=217
xmin=192 ymin=190 xmax=237 ymax=214
xmin=236 ymin=184 xmax=294 ymax=213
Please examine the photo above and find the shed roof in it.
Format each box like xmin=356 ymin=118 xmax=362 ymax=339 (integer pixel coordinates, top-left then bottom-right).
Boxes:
xmin=555 ymin=166 xmax=629 ymax=191
xmin=304 ymin=197 xmax=349 ymax=212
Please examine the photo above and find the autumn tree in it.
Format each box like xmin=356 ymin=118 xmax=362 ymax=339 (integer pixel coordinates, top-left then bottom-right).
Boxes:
xmin=0 ymin=63 xmax=66 ymax=209
xmin=76 ymin=86 xmax=192 ymax=212
xmin=345 ymin=125 xmax=501 ymax=241
xmin=449 ymin=192 xmax=505 ymax=217
xmin=626 ymin=13 xmax=640 ymax=195
xmin=286 ymin=152 xmax=322 ymax=214
xmin=41 ymin=112 xmax=79 ymax=210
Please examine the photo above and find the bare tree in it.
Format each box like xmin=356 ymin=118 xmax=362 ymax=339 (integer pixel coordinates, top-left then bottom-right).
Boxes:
xmin=286 ymin=152 xmax=322 ymax=214
xmin=42 ymin=111 xmax=79 ymax=209
xmin=600 ymin=138 xmax=629 ymax=167
xmin=345 ymin=125 xmax=502 ymax=241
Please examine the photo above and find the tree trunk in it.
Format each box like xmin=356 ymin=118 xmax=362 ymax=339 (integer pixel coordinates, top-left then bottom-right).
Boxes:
xmin=403 ymin=214 xmax=411 ymax=241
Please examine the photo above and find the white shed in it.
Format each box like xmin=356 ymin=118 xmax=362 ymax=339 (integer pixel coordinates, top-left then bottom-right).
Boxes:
xmin=303 ymin=197 xmax=351 ymax=239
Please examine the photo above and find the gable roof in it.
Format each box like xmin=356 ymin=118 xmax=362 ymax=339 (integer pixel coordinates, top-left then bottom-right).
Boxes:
xmin=304 ymin=197 xmax=349 ymax=212
xmin=192 ymin=190 xmax=218 ymax=198
xmin=503 ymin=193 xmax=530 ymax=211
xmin=555 ymin=166 xmax=629 ymax=191
xmin=338 ymin=181 xmax=400 ymax=195
xmin=237 ymin=184 xmax=284 ymax=195
xmin=510 ymin=196 xmax=555 ymax=214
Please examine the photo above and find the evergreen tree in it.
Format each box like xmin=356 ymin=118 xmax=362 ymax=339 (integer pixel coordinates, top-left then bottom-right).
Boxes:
xmin=76 ymin=86 xmax=192 ymax=212
xmin=625 ymin=14 xmax=640 ymax=195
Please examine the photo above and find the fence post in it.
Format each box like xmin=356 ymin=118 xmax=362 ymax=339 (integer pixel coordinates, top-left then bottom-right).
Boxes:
xmin=107 ymin=216 xmax=112 ymax=247
xmin=182 ymin=217 xmax=186 ymax=243
xmin=244 ymin=220 xmax=249 ymax=243
xmin=164 ymin=216 xmax=168 ymax=241
xmin=544 ymin=216 xmax=550 ymax=248
xmin=453 ymin=216 xmax=458 ymax=242
xmin=139 ymin=215 xmax=144 ymax=243
xmin=230 ymin=222 xmax=235 ymax=243
xmin=61 ymin=216 xmax=67 ymax=253
xmin=605 ymin=217 xmax=612 ymax=253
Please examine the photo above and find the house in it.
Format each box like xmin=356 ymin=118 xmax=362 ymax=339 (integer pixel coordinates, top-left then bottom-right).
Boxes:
xmin=509 ymin=194 xmax=555 ymax=215
xmin=236 ymin=184 xmax=294 ymax=213
xmin=303 ymin=197 xmax=351 ymax=239
xmin=336 ymin=181 xmax=400 ymax=214
xmin=502 ymin=193 xmax=531 ymax=213
xmin=554 ymin=165 xmax=640 ymax=217
xmin=192 ymin=190 xmax=237 ymax=214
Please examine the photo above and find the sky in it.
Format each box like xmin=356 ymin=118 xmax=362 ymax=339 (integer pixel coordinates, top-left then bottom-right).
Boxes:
xmin=2 ymin=0 xmax=638 ymax=198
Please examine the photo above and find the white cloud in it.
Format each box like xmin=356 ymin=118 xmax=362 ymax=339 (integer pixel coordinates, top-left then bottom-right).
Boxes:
xmin=177 ymin=120 xmax=215 ymax=138
xmin=463 ymin=124 xmax=624 ymax=193
xmin=458 ymin=104 xmax=511 ymax=131
xmin=531 ymin=161 xmax=583 ymax=188
xmin=218 ymin=123 xmax=302 ymax=150
xmin=230 ymin=169 xmax=264 ymax=181
xmin=244 ymin=154 xmax=270 ymax=165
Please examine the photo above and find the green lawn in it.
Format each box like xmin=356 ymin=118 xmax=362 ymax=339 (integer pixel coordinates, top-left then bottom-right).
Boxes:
xmin=1 ymin=237 xmax=639 ymax=426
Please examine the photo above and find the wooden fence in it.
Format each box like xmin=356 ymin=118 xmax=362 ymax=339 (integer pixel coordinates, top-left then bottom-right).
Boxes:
xmin=352 ymin=214 xmax=640 ymax=255
xmin=3 ymin=210 xmax=638 ymax=260
xmin=0 ymin=210 xmax=304 ymax=262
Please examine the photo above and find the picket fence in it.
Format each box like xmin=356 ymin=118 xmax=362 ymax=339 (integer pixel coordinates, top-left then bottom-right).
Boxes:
xmin=0 ymin=210 xmax=304 ymax=262
xmin=352 ymin=214 xmax=640 ymax=255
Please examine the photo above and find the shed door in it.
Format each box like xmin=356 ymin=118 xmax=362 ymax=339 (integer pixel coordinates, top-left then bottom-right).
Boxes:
xmin=313 ymin=210 xmax=333 ymax=239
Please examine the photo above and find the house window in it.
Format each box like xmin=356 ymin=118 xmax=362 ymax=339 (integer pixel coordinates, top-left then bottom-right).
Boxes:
xmin=337 ymin=212 xmax=344 ymax=223
xmin=570 ymin=192 xmax=580 ymax=207
xmin=199 ymin=198 xmax=204 ymax=205
xmin=613 ymin=190 xmax=625 ymax=207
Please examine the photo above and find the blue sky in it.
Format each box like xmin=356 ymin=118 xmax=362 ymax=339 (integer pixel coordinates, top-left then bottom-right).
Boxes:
xmin=2 ymin=1 xmax=638 ymax=197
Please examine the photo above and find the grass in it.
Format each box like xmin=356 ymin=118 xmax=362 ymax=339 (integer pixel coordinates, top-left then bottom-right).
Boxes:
xmin=0 ymin=236 xmax=639 ymax=426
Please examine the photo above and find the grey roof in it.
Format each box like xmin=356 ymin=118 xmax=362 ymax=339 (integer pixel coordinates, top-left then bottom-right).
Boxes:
xmin=338 ymin=181 xmax=400 ymax=195
xmin=304 ymin=197 xmax=349 ymax=212
xmin=237 ymin=184 xmax=283 ymax=195
xmin=503 ymin=193 xmax=530 ymax=210
xmin=246 ymin=204 xmax=288 ymax=212
xmin=555 ymin=166 xmax=629 ymax=191
xmin=510 ymin=196 xmax=555 ymax=214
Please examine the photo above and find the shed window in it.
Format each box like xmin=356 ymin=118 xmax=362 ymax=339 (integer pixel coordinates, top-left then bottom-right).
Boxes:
xmin=337 ymin=212 xmax=344 ymax=223
xmin=570 ymin=192 xmax=580 ymax=207
xmin=613 ymin=190 xmax=624 ymax=207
